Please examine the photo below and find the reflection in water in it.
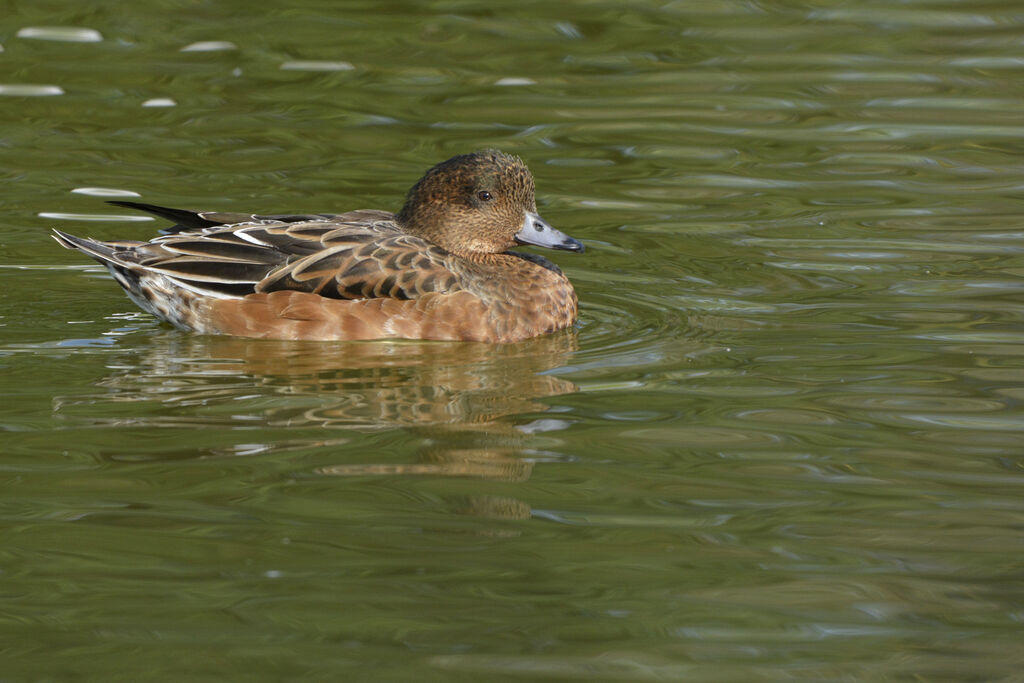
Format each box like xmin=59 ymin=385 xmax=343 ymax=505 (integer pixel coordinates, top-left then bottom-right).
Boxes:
xmin=54 ymin=329 xmax=578 ymax=497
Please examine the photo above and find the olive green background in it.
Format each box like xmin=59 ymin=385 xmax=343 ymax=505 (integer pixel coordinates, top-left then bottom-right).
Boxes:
xmin=3 ymin=1 xmax=1023 ymax=680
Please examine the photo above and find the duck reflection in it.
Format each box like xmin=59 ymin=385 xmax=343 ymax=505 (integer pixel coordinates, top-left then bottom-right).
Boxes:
xmin=75 ymin=329 xmax=579 ymax=493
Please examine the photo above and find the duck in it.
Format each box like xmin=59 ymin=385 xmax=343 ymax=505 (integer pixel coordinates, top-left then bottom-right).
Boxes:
xmin=52 ymin=150 xmax=584 ymax=343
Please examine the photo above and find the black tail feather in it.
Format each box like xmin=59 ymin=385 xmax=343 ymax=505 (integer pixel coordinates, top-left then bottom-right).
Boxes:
xmin=106 ymin=201 xmax=221 ymax=233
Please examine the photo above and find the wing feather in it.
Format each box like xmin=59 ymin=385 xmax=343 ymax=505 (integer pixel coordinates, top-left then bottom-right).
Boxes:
xmin=71 ymin=206 xmax=457 ymax=302
xmin=256 ymin=233 xmax=457 ymax=301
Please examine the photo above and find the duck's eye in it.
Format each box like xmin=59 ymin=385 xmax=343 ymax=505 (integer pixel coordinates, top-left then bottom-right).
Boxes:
xmin=477 ymin=190 xmax=493 ymax=202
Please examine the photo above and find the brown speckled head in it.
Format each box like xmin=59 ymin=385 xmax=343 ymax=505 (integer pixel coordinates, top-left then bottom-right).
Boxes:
xmin=396 ymin=150 xmax=538 ymax=256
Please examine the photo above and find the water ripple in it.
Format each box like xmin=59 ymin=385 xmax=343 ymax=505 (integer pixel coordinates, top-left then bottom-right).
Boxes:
xmin=6 ymin=1 xmax=1024 ymax=677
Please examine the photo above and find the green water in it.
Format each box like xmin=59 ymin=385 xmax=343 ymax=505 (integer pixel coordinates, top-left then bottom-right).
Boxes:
xmin=3 ymin=1 xmax=1024 ymax=680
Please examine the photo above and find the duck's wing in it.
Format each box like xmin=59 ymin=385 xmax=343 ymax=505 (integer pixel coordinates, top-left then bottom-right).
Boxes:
xmin=60 ymin=205 xmax=460 ymax=301
xmin=255 ymin=226 xmax=460 ymax=301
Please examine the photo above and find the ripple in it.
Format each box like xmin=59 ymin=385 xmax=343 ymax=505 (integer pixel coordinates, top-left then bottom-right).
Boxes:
xmin=574 ymin=287 xmax=692 ymax=371
xmin=38 ymin=212 xmax=153 ymax=222
xmin=71 ymin=188 xmax=142 ymax=198
xmin=180 ymin=41 xmax=236 ymax=52
xmin=737 ymin=236 xmax=1024 ymax=256
xmin=17 ymin=26 xmax=102 ymax=42
xmin=810 ymin=7 xmax=1004 ymax=28
xmin=825 ymin=395 xmax=1007 ymax=413
xmin=0 ymin=84 xmax=64 ymax=96
xmin=280 ymin=60 xmax=355 ymax=72
xmin=494 ymin=77 xmax=535 ymax=86
xmin=622 ymin=426 xmax=781 ymax=447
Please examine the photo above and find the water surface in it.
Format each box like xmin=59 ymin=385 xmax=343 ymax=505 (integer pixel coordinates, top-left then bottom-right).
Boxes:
xmin=3 ymin=1 xmax=1024 ymax=680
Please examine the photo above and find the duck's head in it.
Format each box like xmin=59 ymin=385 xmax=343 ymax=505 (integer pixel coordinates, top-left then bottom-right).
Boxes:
xmin=396 ymin=150 xmax=584 ymax=257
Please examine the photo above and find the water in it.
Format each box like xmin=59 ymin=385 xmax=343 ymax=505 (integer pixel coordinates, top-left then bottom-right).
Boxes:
xmin=3 ymin=1 xmax=1024 ymax=679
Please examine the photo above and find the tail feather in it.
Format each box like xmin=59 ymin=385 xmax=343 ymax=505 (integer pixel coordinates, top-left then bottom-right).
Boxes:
xmin=106 ymin=201 xmax=223 ymax=233
xmin=52 ymin=229 xmax=120 ymax=264
xmin=52 ymin=228 xmax=153 ymax=309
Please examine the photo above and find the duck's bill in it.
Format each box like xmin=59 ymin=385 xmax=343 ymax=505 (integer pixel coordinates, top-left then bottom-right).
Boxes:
xmin=515 ymin=212 xmax=584 ymax=253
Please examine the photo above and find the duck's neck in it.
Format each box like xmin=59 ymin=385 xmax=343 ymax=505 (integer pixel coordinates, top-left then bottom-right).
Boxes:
xmin=395 ymin=213 xmax=445 ymax=250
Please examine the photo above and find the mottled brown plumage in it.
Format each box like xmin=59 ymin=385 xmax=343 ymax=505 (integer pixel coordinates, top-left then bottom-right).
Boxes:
xmin=53 ymin=150 xmax=584 ymax=343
